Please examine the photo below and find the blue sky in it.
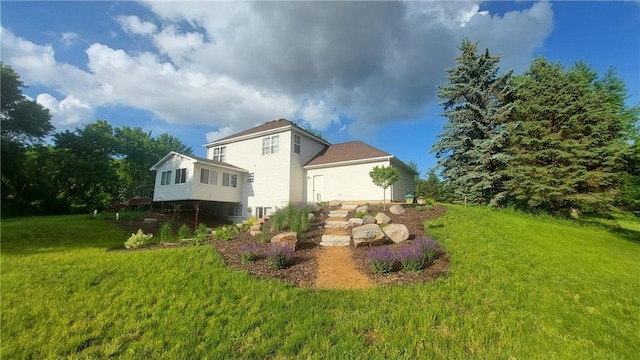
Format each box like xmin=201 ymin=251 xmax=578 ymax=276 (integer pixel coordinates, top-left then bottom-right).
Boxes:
xmin=2 ymin=1 xmax=638 ymax=176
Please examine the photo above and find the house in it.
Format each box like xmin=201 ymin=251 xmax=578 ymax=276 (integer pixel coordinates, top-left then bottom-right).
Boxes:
xmin=150 ymin=119 xmax=417 ymax=221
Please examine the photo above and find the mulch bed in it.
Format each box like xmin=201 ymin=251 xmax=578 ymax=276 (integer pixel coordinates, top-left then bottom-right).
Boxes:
xmin=113 ymin=204 xmax=450 ymax=288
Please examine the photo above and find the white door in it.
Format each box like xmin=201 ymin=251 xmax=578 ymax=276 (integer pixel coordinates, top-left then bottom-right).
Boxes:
xmin=313 ymin=175 xmax=324 ymax=202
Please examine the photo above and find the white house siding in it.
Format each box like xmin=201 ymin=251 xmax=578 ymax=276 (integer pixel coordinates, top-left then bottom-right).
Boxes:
xmin=152 ymin=156 xmax=194 ymax=202
xmin=289 ymin=131 xmax=328 ymax=204
xmin=390 ymin=161 xmax=416 ymax=202
xmin=191 ymin=164 xmax=242 ymax=203
xmin=210 ymin=130 xmax=294 ymax=217
xmin=305 ymin=160 xmax=392 ymax=202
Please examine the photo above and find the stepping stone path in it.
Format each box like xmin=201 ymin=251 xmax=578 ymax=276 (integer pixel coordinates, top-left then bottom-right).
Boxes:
xmin=316 ymin=202 xmax=374 ymax=288
xmin=315 ymin=247 xmax=374 ymax=289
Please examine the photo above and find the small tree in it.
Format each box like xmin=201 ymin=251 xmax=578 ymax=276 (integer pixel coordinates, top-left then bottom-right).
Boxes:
xmin=369 ymin=166 xmax=399 ymax=210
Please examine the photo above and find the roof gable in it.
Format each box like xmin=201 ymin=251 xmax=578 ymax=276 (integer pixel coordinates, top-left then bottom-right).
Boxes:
xmin=206 ymin=118 xmax=330 ymax=146
xmin=149 ymin=151 xmax=247 ymax=172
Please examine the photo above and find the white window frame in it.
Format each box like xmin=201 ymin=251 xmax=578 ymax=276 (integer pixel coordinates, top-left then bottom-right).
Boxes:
xmin=262 ymin=135 xmax=279 ymax=155
xmin=200 ymin=168 xmax=218 ymax=185
xmin=213 ymin=146 xmax=226 ymax=162
xmin=221 ymin=172 xmax=238 ymax=188
xmin=175 ymin=168 xmax=187 ymax=184
xmin=161 ymin=170 xmax=172 ymax=185
xmin=294 ymin=134 xmax=301 ymax=154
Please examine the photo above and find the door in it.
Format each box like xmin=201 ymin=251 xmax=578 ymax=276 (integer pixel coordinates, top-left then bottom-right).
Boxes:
xmin=256 ymin=207 xmax=264 ymax=218
xmin=313 ymin=175 xmax=324 ymax=202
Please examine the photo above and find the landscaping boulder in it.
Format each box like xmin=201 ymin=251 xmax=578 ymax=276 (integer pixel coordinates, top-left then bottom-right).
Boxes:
xmin=355 ymin=205 xmax=369 ymax=214
xmin=382 ymin=224 xmax=410 ymax=243
xmin=250 ymin=224 xmax=261 ymax=232
xmin=250 ymin=230 xmax=262 ymax=236
xmin=389 ymin=204 xmax=406 ymax=215
xmin=271 ymin=232 xmax=298 ymax=250
xmin=347 ymin=218 xmax=364 ymax=227
xmin=308 ymin=213 xmax=315 ymax=221
xmin=362 ymin=215 xmax=376 ymax=225
xmin=329 ymin=200 xmax=342 ymax=207
xmin=375 ymin=212 xmax=391 ymax=225
xmin=307 ymin=202 xmax=321 ymax=212
xmin=352 ymin=224 xmax=387 ymax=247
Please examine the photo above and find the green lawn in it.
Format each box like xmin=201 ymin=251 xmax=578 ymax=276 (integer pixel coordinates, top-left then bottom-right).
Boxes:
xmin=2 ymin=208 xmax=639 ymax=359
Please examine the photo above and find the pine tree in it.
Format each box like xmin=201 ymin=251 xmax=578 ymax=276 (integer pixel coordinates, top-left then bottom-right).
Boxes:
xmin=431 ymin=39 xmax=515 ymax=206
xmin=505 ymin=58 xmax=633 ymax=213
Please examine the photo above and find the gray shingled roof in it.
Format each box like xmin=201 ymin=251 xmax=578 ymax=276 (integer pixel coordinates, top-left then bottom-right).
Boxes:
xmin=210 ymin=118 xmax=328 ymax=144
xmin=190 ymin=154 xmax=246 ymax=171
xmin=305 ymin=141 xmax=391 ymax=166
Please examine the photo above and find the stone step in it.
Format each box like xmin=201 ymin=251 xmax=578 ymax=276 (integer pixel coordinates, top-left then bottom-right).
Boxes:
xmin=341 ymin=204 xmax=358 ymax=210
xmin=328 ymin=210 xmax=349 ymax=218
xmin=325 ymin=220 xmax=350 ymax=229
xmin=320 ymin=234 xmax=351 ymax=247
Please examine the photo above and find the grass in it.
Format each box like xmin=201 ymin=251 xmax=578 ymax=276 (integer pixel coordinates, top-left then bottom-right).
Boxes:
xmin=1 ymin=208 xmax=639 ymax=359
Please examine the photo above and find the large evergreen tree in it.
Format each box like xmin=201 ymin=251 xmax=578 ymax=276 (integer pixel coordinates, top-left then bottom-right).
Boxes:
xmin=431 ymin=39 xmax=515 ymax=206
xmin=505 ymin=59 xmax=633 ymax=213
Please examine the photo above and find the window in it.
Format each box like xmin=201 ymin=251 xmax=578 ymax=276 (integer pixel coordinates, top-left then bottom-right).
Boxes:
xmin=161 ymin=170 xmax=172 ymax=185
xmin=175 ymin=168 xmax=187 ymax=184
xmin=212 ymin=146 xmax=226 ymax=162
xmin=222 ymin=172 xmax=238 ymax=188
xmin=247 ymin=172 xmax=254 ymax=183
xmin=200 ymin=168 xmax=218 ymax=185
xmin=262 ymin=135 xmax=279 ymax=155
xmin=228 ymin=204 xmax=243 ymax=217
xmin=294 ymin=134 xmax=301 ymax=154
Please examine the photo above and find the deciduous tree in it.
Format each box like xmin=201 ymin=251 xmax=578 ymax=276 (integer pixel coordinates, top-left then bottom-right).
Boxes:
xmin=369 ymin=166 xmax=399 ymax=210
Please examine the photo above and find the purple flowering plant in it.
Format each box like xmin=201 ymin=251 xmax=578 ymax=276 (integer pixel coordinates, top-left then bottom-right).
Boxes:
xmin=267 ymin=243 xmax=294 ymax=269
xmin=367 ymin=246 xmax=395 ymax=274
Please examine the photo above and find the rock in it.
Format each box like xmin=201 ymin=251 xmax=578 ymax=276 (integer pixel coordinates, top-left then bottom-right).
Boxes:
xmin=307 ymin=203 xmax=321 ymax=212
xmin=271 ymin=232 xmax=298 ymax=250
xmin=389 ymin=204 xmax=406 ymax=215
xmin=328 ymin=210 xmax=349 ymax=218
xmin=341 ymin=204 xmax=358 ymax=210
xmin=355 ymin=205 xmax=369 ymax=214
xmin=382 ymin=224 xmax=409 ymax=243
xmin=320 ymin=235 xmax=351 ymax=247
xmin=143 ymin=218 xmax=158 ymax=224
xmin=308 ymin=213 xmax=315 ymax=221
xmin=352 ymin=224 xmax=387 ymax=247
xmin=347 ymin=218 xmax=364 ymax=227
xmin=375 ymin=212 xmax=391 ymax=225
xmin=263 ymin=215 xmax=271 ymax=220
xmin=362 ymin=215 xmax=376 ymax=225
xmin=236 ymin=223 xmax=244 ymax=228
xmin=325 ymin=220 xmax=350 ymax=229
xmin=250 ymin=224 xmax=261 ymax=232
xmin=250 ymin=230 xmax=262 ymax=236
xmin=329 ymin=200 xmax=342 ymax=207
xmin=258 ymin=218 xmax=266 ymax=224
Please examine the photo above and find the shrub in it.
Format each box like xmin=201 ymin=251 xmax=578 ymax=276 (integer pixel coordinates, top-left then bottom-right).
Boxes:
xmin=178 ymin=224 xmax=191 ymax=241
xmin=415 ymin=206 xmax=423 ymax=211
xmin=124 ymin=229 xmax=153 ymax=249
xmin=398 ymin=245 xmax=426 ymax=272
xmin=195 ymin=223 xmax=209 ymax=245
xmin=246 ymin=216 xmax=258 ymax=227
xmin=270 ymin=203 xmax=310 ymax=234
xmin=368 ymin=246 xmax=395 ymax=274
xmin=425 ymin=198 xmax=436 ymax=206
xmin=267 ymin=244 xmax=295 ymax=269
xmin=241 ymin=243 xmax=259 ymax=264
xmin=257 ymin=230 xmax=270 ymax=243
xmin=213 ymin=225 xmax=237 ymax=241
xmin=160 ymin=223 xmax=173 ymax=243
xmin=413 ymin=237 xmax=440 ymax=265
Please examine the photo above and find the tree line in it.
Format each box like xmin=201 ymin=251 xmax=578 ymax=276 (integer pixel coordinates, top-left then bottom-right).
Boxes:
xmin=1 ymin=64 xmax=192 ymax=216
xmin=431 ymin=40 xmax=639 ymax=214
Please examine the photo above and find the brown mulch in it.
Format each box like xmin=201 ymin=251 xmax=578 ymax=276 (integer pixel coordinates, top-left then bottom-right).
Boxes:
xmin=113 ymin=204 xmax=450 ymax=288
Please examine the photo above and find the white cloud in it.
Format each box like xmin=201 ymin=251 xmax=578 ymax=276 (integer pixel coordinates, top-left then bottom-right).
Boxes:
xmin=36 ymin=93 xmax=93 ymax=128
xmin=116 ymin=15 xmax=157 ymax=36
xmin=206 ymin=126 xmax=235 ymax=142
xmin=1 ymin=1 xmax=555 ymax=139
xmin=60 ymin=32 xmax=80 ymax=48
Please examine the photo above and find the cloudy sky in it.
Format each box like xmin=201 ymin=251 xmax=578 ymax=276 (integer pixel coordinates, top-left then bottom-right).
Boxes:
xmin=2 ymin=1 xmax=638 ymax=173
